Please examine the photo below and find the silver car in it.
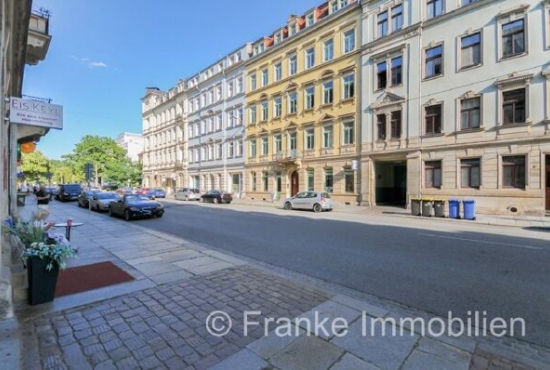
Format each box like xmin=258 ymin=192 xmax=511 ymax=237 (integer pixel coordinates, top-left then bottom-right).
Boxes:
xmin=175 ymin=187 xmax=201 ymax=201
xmin=284 ymin=191 xmax=333 ymax=212
xmin=89 ymin=192 xmax=120 ymax=212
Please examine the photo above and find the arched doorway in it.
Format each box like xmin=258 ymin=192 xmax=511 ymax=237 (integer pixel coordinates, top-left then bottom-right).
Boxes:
xmin=291 ymin=171 xmax=299 ymax=196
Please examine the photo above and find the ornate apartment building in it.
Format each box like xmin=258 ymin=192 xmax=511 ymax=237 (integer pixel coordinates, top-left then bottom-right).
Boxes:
xmin=141 ymin=82 xmax=186 ymax=194
xmin=186 ymin=46 xmax=250 ymax=195
xmin=245 ymin=0 xmax=362 ymax=204
xmin=360 ymin=0 xmax=550 ymax=215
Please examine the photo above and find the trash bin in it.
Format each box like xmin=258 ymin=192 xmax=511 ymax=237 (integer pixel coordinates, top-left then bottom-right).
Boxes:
xmin=463 ymin=199 xmax=476 ymax=220
xmin=16 ymin=193 xmax=26 ymax=206
xmin=421 ymin=199 xmax=433 ymax=217
xmin=448 ymin=199 xmax=460 ymax=219
xmin=433 ymin=199 xmax=445 ymax=218
xmin=411 ymin=198 xmax=421 ymax=216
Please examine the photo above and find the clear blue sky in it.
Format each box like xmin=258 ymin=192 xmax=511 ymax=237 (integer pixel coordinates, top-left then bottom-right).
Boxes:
xmin=24 ymin=0 xmax=321 ymax=160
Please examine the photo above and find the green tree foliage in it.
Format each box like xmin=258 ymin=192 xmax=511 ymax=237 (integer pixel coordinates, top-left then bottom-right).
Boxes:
xmin=20 ymin=151 xmax=49 ymax=183
xmin=104 ymin=158 xmax=142 ymax=187
xmin=50 ymin=159 xmax=82 ymax=184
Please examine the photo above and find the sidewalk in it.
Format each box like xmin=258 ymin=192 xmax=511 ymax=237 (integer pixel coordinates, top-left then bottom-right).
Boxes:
xmin=4 ymin=200 xmax=550 ymax=369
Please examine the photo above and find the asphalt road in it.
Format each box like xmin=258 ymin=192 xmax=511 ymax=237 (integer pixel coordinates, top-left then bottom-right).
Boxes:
xmin=130 ymin=201 xmax=550 ymax=348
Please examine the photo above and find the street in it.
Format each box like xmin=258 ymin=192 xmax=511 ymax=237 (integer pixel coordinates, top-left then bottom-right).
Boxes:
xmin=110 ymin=200 xmax=550 ymax=348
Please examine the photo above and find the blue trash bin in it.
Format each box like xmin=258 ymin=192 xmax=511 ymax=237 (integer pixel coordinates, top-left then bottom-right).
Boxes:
xmin=463 ymin=200 xmax=476 ymax=220
xmin=449 ymin=199 xmax=461 ymax=219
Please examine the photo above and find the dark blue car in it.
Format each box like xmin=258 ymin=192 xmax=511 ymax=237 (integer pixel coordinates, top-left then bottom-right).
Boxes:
xmin=150 ymin=188 xmax=166 ymax=198
xmin=108 ymin=195 xmax=164 ymax=221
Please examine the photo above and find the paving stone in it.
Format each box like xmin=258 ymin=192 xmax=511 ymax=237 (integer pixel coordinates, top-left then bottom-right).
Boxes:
xmin=270 ymin=336 xmax=343 ymax=370
xmin=247 ymin=327 xmax=304 ymax=359
xmin=296 ymin=300 xmax=360 ymax=339
xmin=210 ymin=348 xmax=269 ymax=370
xmin=185 ymin=261 xmax=235 ymax=275
xmin=173 ymin=256 xmax=220 ymax=269
xmin=329 ymin=353 xmax=380 ymax=370
xmin=126 ymin=256 xmax=162 ymax=265
xmin=332 ymin=319 xmax=419 ymax=370
xmin=402 ymin=338 xmax=471 ymax=370
xmin=331 ymin=295 xmax=389 ymax=318
xmin=150 ymin=270 xmax=193 ymax=284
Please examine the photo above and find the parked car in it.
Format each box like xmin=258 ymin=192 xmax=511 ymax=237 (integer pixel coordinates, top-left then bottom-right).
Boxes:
xmin=108 ymin=194 xmax=164 ymax=221
xmin=45 ymin=186 xmax=59 ymax=200
xmin=175 ymin=188 xmax=201 ymax=201
xmin=284 ymin=191 xmax=333 ymax=212
xmin=77 ymin=189 xmax=101 ymax=208
xmin=136 ymin=188 xmax=157 ymax=199
xmin=89 ymin=192 xmax=120 ymax=212
xmin=115 ymin=187 xmax=134 ymax=196
xmin=150 ymin=188 xmax=166 ymax=198
xmin=56 ymin=184 xmax=83 ymax=202
xmin=200 ymin=190 xmax=232 ymax=204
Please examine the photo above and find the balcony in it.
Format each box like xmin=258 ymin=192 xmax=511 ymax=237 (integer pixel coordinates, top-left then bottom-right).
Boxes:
xmin=272 ymin=150 xmax=301 ymax=163
xmin=26 ymin=9 xmax=52 ymax=66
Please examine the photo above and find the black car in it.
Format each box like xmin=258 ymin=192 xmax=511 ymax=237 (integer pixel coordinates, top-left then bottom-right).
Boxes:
xmin=56 ymin=184 xmax=83 ymax=202
xmin=77 ymin=190 xmax=101 ymax=208
xmin=45 ymin=186 xmax=59 ymax=200
xmin=200 ymin=190 xmax=232 ymax=204
xmin=108 ymin=194 xmax=164 ymax=221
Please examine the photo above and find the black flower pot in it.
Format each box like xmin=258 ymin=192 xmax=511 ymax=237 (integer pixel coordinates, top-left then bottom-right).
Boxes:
xmin=27 ymin=256 xmax=59 ymax=305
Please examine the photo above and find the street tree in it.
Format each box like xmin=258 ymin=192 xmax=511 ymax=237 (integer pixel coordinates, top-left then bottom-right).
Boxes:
xmin=20 ymin=151 xmax=49 ymax=183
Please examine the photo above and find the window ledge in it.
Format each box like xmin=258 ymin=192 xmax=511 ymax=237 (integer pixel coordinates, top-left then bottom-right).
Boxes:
xmin=304 ymin=108 xmax=315 ymax=113
xmin=458 ymin=63 xmax=483 ymax=73
xmin=421 ymin=132 xmax=445 ymax=138
xmin=423 ymin=74 xmax=444 ymax=82
xmin=499 ymin=52 xmax=528 ymax=62
xmin=286 ymin=112 xmax=297 ymax=117
xmin=341 ymin=97 xmax=355 ymax=104
xmin=322 ymin=103 xmax=334 ymax=108
xmin=454 ymin=127 xmax=484 ymax=134
xmin=498 ymin=120 xmax=531 ymax=129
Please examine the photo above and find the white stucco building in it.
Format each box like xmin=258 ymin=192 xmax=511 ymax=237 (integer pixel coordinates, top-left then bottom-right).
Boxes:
xmin=115 ymin=132 xmax=144 ymax=163
xmin=360 ymin=0 xmax=550 ymax=215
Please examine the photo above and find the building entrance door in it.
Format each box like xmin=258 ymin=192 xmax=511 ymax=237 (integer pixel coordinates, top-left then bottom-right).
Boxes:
xmin=291 ymin=171 xmax=299 ymax=196
xmin=546 ymin=156 xmax=550 ymax=211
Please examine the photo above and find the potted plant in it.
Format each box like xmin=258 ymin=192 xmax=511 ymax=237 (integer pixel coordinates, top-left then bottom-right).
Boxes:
xmin=3 ymin=217 xmax=77 ymax=305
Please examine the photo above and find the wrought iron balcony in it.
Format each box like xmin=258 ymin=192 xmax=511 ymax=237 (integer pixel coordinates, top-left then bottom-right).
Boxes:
xmin=272 ymin=150 xmax=301 ymax=163
xmin=26 ymin=9 xmax=52 ymax=65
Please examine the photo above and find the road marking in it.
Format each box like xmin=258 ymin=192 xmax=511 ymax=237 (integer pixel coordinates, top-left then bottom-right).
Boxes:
xmin=418 ymin=233 xmax=544 ymax=251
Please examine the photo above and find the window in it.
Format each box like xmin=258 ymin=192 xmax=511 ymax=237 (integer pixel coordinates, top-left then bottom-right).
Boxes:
xmin=250 ymin=75 xmax=257 ymax=90
xmin=377 ymin=114 xmax=386 ymax=140
xmin=377 ymin=62 xmax=387 ymax=89
xmin=344 ymin=29 xmax=355 ymax=53
xmin=306 ymin=48 xmax=316 ymax=69
xmin=425 ymin=161 xmax=442 ymax=188
xmin=502 ymin=19 xmax=525 ymax=58
xmin=325 ymin=169 xmax=334 ymax=193
xmin=228 ymin=142 xmax=234 ymax=158
xmin=391 ymin=56 xmax=402 ymax=86
xmin=343 ymin=121 xmax=354 ymax=145
xmin=288 ymin=91 xmax=298 ymax=114
xmin=503 ymin=156 xmax=525 ymax=189
xmin=345 ymin=170 xmax=354 ymax=193
xmin=274 ymin=135 xmax=282 ymax=154
xmin=461 ymin=97 xmax=481 ymax=129
xmin=261 ymin=101 xmax=268 ymax=121
xmin=274 ymin=63 xmax=282 ymax=81
xmin=236 ymin=77 xmax=243 ymax=93
xmin=340 ymin=0 xmax=348 ymax=7
xmin=502 ymin=89 xmax=525 ymax=125
xmin=392 ymin=4 xmax=403 ymax=31
xmin=306 ymin=14 xmax=314 ymax=27
xmin=462 ymin=0 xmax=480 ymax=4
xmin=391 ymin=111 xmax=402 ymax=139
xmin=378 ymin=11 xmax=388 ymax=37
xmin=251 ymin=172 xmax=257 ymax=191
xmin=324 ymin=39 xmax=334 ymax=62
xmin=261 ymin=137 xmax=268 ymax=155
xmin=250 ymin=139 xmax=257 ymax=157
xmin=262 ymin=69 xmax=269 ymax=86
xmin=288 ymin=132 xmax=297 ymax=151
xmin=323 ymin=125 xmax=333 ymax=148
xmin=425 ymin=104 xmax=442 ymax=134
xmin=305 ymin=86 xmax=315 ymax=109
xmin=250 ymin=105 xmax=257 ymax=124
xmin=343 ymin=73 xmax=355 ymax=99
xmin=216 ymin=86 xmax=222 ymax=100
xmin=306 ymin=128 xmax=315 ymax=150
xmin=217 ymin=144 xmax=223 ymax=159
xmin=273 ymin=97 xmax=282 ymax=118
xmin=262 ymin=172 xmax=268 ymax=192
xmin=461 ymin=33 xmax=481 ymax=68
xmin=461 ymin=159 xmax=480 ymax=188
xmin=323 ymin=80 xmax=334 ymax=104
xmin=425 ymin=45 xmax=443 ymax=78
xmin=238 ymin=108 xmax=244 ymax=126
xmin=276 ymin=172 xmax=282 ymax=192
xmin=427 ymin=0 xmax=443 ymax=19
xmin=289 ymin=24 xmax=297 ymax=36
xmin=307 ymin=170 xmax=314 ymax=191
xmin=289 ymin=54 xmax=298 ymax=75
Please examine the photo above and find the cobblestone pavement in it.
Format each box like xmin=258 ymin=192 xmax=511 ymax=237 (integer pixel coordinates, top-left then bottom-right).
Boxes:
xmin=21 ymin=266 xmax=330 ymax=370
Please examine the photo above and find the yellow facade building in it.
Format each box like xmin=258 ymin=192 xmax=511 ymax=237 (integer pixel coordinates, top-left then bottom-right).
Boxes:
xmin=244 ymin=0 xmax=362 ymax=204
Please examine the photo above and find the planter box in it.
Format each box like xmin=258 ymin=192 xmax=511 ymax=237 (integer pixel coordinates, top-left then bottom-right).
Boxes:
xmin=27 ymin=256 xmax=59 ymax=305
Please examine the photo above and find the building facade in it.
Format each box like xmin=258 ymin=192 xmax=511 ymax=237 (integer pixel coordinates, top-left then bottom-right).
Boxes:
xmin=245 ymin=0 xmax=362 ymax=204
xmin=186 ymin=46 xmax=250 ymax=195
xmin=141 ymin=82 xmax=186 ymax=195
xmin=360 ymin=0 xmax=550 ymax=215
xmin=115 ymin=132 xmax=144 ymax=163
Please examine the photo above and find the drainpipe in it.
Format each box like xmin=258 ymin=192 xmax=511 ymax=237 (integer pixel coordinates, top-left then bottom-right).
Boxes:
xmin=417 ymin=14 xmax=424 ymax=201
xmin=222 ymin=63 xmax=227 ymax=193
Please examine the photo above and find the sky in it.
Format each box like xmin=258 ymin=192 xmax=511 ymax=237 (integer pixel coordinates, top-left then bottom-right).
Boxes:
xmin=24 ymin=0 xmax=322 ymax=160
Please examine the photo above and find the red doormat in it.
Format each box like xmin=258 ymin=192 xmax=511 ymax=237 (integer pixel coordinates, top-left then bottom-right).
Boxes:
xmin=55 ymin=261 xmax=134 ymax=297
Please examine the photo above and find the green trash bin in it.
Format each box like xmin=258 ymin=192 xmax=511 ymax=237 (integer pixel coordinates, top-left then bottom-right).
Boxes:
xmin=433 ymin=199 xmax=445 ymax=218
xmin=411 ymin=198 xmax=421 ymax=216
xmin=421 ymin=199 xmax=433 ymax=217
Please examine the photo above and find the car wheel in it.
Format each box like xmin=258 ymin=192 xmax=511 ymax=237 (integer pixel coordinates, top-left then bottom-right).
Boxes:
xmin=77 ymin=201 xmax=81 ymax=207
xmin=284 ymin=202 xmax=292 ymax=210
xmin=124 ymin=210 xmax=132 ymax=221
xmin=156 ymin=213 xmax=163 ymax=218
xmin=108 ymin=207 xmax=114 ymax=217
xmin=213 ymin=198 xmax=219 ymax=204
xmin=313 ymin=203 xmax=322 ymax=213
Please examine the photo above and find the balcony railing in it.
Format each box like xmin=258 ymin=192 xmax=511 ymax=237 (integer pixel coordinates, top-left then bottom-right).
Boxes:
xmin=272 ymin=149 xmax=301 ymax=162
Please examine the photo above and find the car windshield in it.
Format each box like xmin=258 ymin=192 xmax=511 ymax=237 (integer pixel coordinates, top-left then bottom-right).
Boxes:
xmin=98 ymin=193 xmax=117 ymax=199
xmin=64 ymin=185 xmax=82 ymax=192
xmin=154 ymin=188 xmax=164 ymax=192
xmin=125 ymin=195 xmax=151 ymax=202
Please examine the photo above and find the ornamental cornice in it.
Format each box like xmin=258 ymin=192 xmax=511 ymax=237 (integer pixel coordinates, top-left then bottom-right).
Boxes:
xmin=494 ymin=72 xmax=534 ymax=88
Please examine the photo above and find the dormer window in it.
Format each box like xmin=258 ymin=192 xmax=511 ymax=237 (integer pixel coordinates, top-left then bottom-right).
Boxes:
xmin=306 ymin=14 xmax=315 ymax=27
xmin=289 ymin=24 xmax=297 ymax=36
xmin=339 ymin=0 xmax=348 ymax=8
xmin=330 ymin=1 xmax=338 ymax=13
xmin=275 ymin=33 xmax=282 ymax=44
